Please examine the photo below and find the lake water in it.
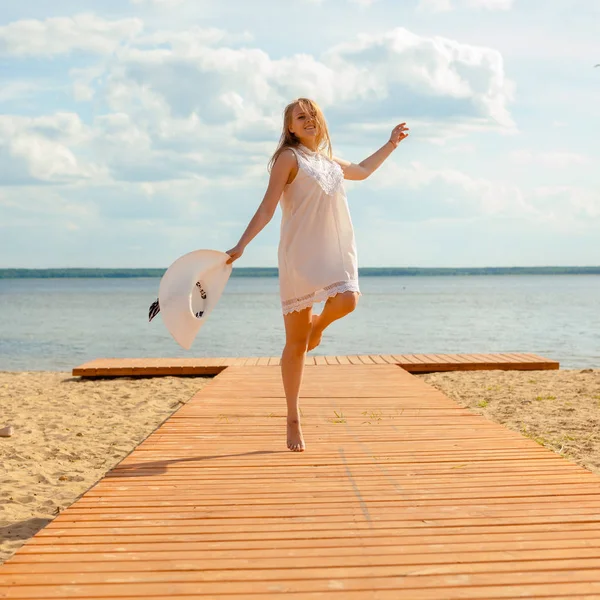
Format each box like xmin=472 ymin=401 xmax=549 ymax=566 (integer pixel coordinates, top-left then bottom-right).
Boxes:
xmin=0 ymin=275 xmax=598 ymax=371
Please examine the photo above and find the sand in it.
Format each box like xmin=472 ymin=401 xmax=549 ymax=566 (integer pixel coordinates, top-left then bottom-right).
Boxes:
xmin=0 ymin=372 xmax=210 ymax=565
xmin=418 ymin=368 xmax=600 ymax=475
xmin=1 ymin=367 xmax=599 ymax=565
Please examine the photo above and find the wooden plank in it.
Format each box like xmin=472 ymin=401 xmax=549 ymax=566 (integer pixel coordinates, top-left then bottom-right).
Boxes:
xmin=418 ymin=355 xmax=461 ymax=372
xmin=407 ymin=354 xmax=438 ymax=364
xmin=2 ymin=362 xmax=595 ymax=598
xmin=508 ymin=352 xmax=541 ymax=362
xmin=368 ymin=355 xmax=388 ymax=364
xmin=377 ymin=355 xmax=397 ymax=364
xmin=357 ymin=355 xmax=376 ymax=365
xmin=7 ymin=547 xmax=600 ymax=570
xmin=431 ymin=354 xmax=467 ymax=364
xmin=241 ymin=357 xmax=259 ymax=366
xmin=6 ymin=563 xmax=600 ymax=588
xmin=72 ymin=354 xmax=561 ymax=377
xmin=71 ymin=358 xmax=108 ymax=377
xmin=391 ymin=354 xmax=423 ymax=365
xmin=508 ymin=353 xmax=560 ymax=369
xmin=228 ymin=357 xmax=248 ymax=367
xmin=14 ymin=525 xmax=600 ymax=555
xmin=347 ymin=355 xmax=363 ymax=365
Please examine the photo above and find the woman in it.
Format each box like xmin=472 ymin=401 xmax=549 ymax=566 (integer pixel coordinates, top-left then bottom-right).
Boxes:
xmin=226 ymin=98 xmax=409 ymax=452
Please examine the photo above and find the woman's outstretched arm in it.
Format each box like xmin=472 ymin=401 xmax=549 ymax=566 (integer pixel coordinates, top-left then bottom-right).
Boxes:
xmin=334 ymin=122 xmax=409 ymax=181
xmin=225 ymin=150 xmax=295 ymax=264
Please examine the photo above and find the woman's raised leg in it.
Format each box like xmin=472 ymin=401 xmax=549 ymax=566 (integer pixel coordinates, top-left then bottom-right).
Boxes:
xmin=281 ymin=306 xmax=312 ymax=451
xmin=308 ymin=291 xmax=359 ymax=351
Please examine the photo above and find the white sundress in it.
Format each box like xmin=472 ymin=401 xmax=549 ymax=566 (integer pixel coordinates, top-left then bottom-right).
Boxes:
xmin=278 ymin=144 xmax=360 ymax=315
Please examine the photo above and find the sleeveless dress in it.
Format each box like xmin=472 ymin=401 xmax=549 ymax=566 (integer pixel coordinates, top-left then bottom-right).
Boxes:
xmin=278 ymin=144 xmax=360 ymax=315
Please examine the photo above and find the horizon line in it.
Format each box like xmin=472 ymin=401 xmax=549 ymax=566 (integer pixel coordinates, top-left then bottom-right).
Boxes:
xmin=2 ymin=266 xmax=600 ymax=271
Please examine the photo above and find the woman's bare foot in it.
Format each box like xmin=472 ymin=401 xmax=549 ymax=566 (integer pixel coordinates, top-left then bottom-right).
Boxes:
xmin=287 ymin=417 xmax=305 ymax=452
xmin=307 ymin=314 xmax=322 ymax=352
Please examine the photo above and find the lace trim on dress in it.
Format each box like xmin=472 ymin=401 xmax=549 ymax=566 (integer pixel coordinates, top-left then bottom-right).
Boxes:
xmin=292 ymin=145 xmax=344 ymax=197
xmin=281 ymin=280 xmax=360 ymax=315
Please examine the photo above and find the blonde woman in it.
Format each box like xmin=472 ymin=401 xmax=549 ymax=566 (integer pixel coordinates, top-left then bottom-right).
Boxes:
xmin=226 ymin=98 xmax=409 ymax=452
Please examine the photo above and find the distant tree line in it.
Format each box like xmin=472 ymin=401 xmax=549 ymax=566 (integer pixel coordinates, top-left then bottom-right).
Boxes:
xmin=1 ymin=266 xmax=599 ymax=279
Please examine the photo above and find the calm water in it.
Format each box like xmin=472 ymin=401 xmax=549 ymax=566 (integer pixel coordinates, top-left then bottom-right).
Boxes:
xmin=0 ymin=275 xmax=598 ymax=371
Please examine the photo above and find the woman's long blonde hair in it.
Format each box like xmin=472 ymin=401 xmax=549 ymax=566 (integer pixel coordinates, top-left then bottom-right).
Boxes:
xmin=268 ymin=98 xmax=332 ymax=171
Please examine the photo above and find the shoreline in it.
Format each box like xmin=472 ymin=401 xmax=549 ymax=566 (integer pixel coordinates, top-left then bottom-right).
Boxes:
xmin=1 ymin=367 xmax=599 ymax=565
xmin=2 ymin=266 xmax=600 ymax=279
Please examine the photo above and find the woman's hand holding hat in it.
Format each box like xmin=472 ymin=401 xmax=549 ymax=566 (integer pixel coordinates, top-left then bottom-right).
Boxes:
xmin=225 ymin=243 xmax=245 ymax=265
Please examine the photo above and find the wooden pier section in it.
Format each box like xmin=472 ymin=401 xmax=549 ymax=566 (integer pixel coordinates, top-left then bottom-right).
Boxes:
xmin=72 ymin=352 xmax=559 ymax=378
xmin=3 ymin=360 xmax=600 ymax=598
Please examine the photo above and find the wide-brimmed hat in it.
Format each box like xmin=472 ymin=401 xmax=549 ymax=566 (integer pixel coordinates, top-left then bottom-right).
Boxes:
xmin=149 ymin=249 xmax=232 ymax=349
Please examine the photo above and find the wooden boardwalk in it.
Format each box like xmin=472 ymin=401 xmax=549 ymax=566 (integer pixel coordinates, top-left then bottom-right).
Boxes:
xmin=72 ymin=352 xmax=559 ymax=377
xmin=2 ymin=363 xmax=600 ymax=598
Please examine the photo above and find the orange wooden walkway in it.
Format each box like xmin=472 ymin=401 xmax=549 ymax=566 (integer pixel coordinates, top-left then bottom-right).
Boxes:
xmin=2 ymin=363 xmax=600 ymax=598
xmin=72 ymin=352 xmax=558 ymax=377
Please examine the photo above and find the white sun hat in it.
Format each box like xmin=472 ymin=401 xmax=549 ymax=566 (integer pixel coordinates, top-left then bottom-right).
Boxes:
xmin=149 ymin=249 xmax=233 ymax=349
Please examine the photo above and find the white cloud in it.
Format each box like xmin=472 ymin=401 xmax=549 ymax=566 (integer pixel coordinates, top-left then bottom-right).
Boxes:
xmin=305 ymin=0 xmax=377 ymax=4
xmin=56 ymin=23 xmax=512 ymax=190
xmin=341 ymin=117 xmax=509 ymax=150
xmin=11 ymin=136 xmax=80 ymax=180
xmin=0 ymin=11 xmax=521 ymax=236
xmin=70 ymin=65 xmax=107 ymax=102
xmin=532 ymin=186 xmax=600 ymax=222
xmin=417 ymin=0 xmax=514 ymax=12
xmin=0 ymin=14 xmax=143 ymax=56
xmin=0 ymin=187 xmax=95 ymax=226
xmin=0 ymin=15 xmax=514 ymax=131
xmin=131 ymin=0 xmax=187 ymax=5
xmin=357 ymin=159 xmax=599 ymax=240
xmin=417 ymin=0 xmax=452 ymax=13
xmin=0 ymin=113 xmax=90 ymax=146
xmin=136 ymin=26 xmax=253 ymax=48
xmin=0 ymin=80 xmax=48 ymax=102
xmin=325 ymin=28 xmax=515 ymax=128
xmin=465 ymin=0 xmax=514 ymax=9
xmin=0 ymin=18 xmax=517 ymax=195
xmin=1 ymin=1 xmax=598 ymax=270
xmin=510 ymin=150 xmax=590 ymax=168
xmin=0 ymin=114 xmax=105 ymax=183
xmin=363 ymin=158 xmax=600 ymax=232
xmin=370 ymin=160 xmax=532 ymax=220
xmin=133 ymin=25 xmax=514 ymax=127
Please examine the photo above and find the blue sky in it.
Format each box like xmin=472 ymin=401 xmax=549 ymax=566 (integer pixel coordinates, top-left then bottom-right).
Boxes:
xmin=1 ymin=0 xmax=598 ymax=268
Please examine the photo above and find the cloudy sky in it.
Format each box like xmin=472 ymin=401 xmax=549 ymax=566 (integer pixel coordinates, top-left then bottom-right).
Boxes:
xmin=1 ymin=0 xmax=598 ymax=268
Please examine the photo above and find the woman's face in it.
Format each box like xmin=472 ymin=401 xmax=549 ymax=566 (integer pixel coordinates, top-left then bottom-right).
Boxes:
xmin=289 ymin=105 xmax=318 ymax=146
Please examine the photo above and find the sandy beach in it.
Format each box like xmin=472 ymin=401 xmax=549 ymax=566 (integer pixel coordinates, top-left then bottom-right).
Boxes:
xmin=0 ymin=372 xmax=211 ymax=565
xmin=418 ymin=368 xmax=600 ymax=474
xmin=1 ymin=367 xmax=599 ymax=565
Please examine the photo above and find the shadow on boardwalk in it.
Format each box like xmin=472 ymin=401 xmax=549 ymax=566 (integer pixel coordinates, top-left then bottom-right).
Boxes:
xmin=107 ymin=450 xmax=286 ymax=477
